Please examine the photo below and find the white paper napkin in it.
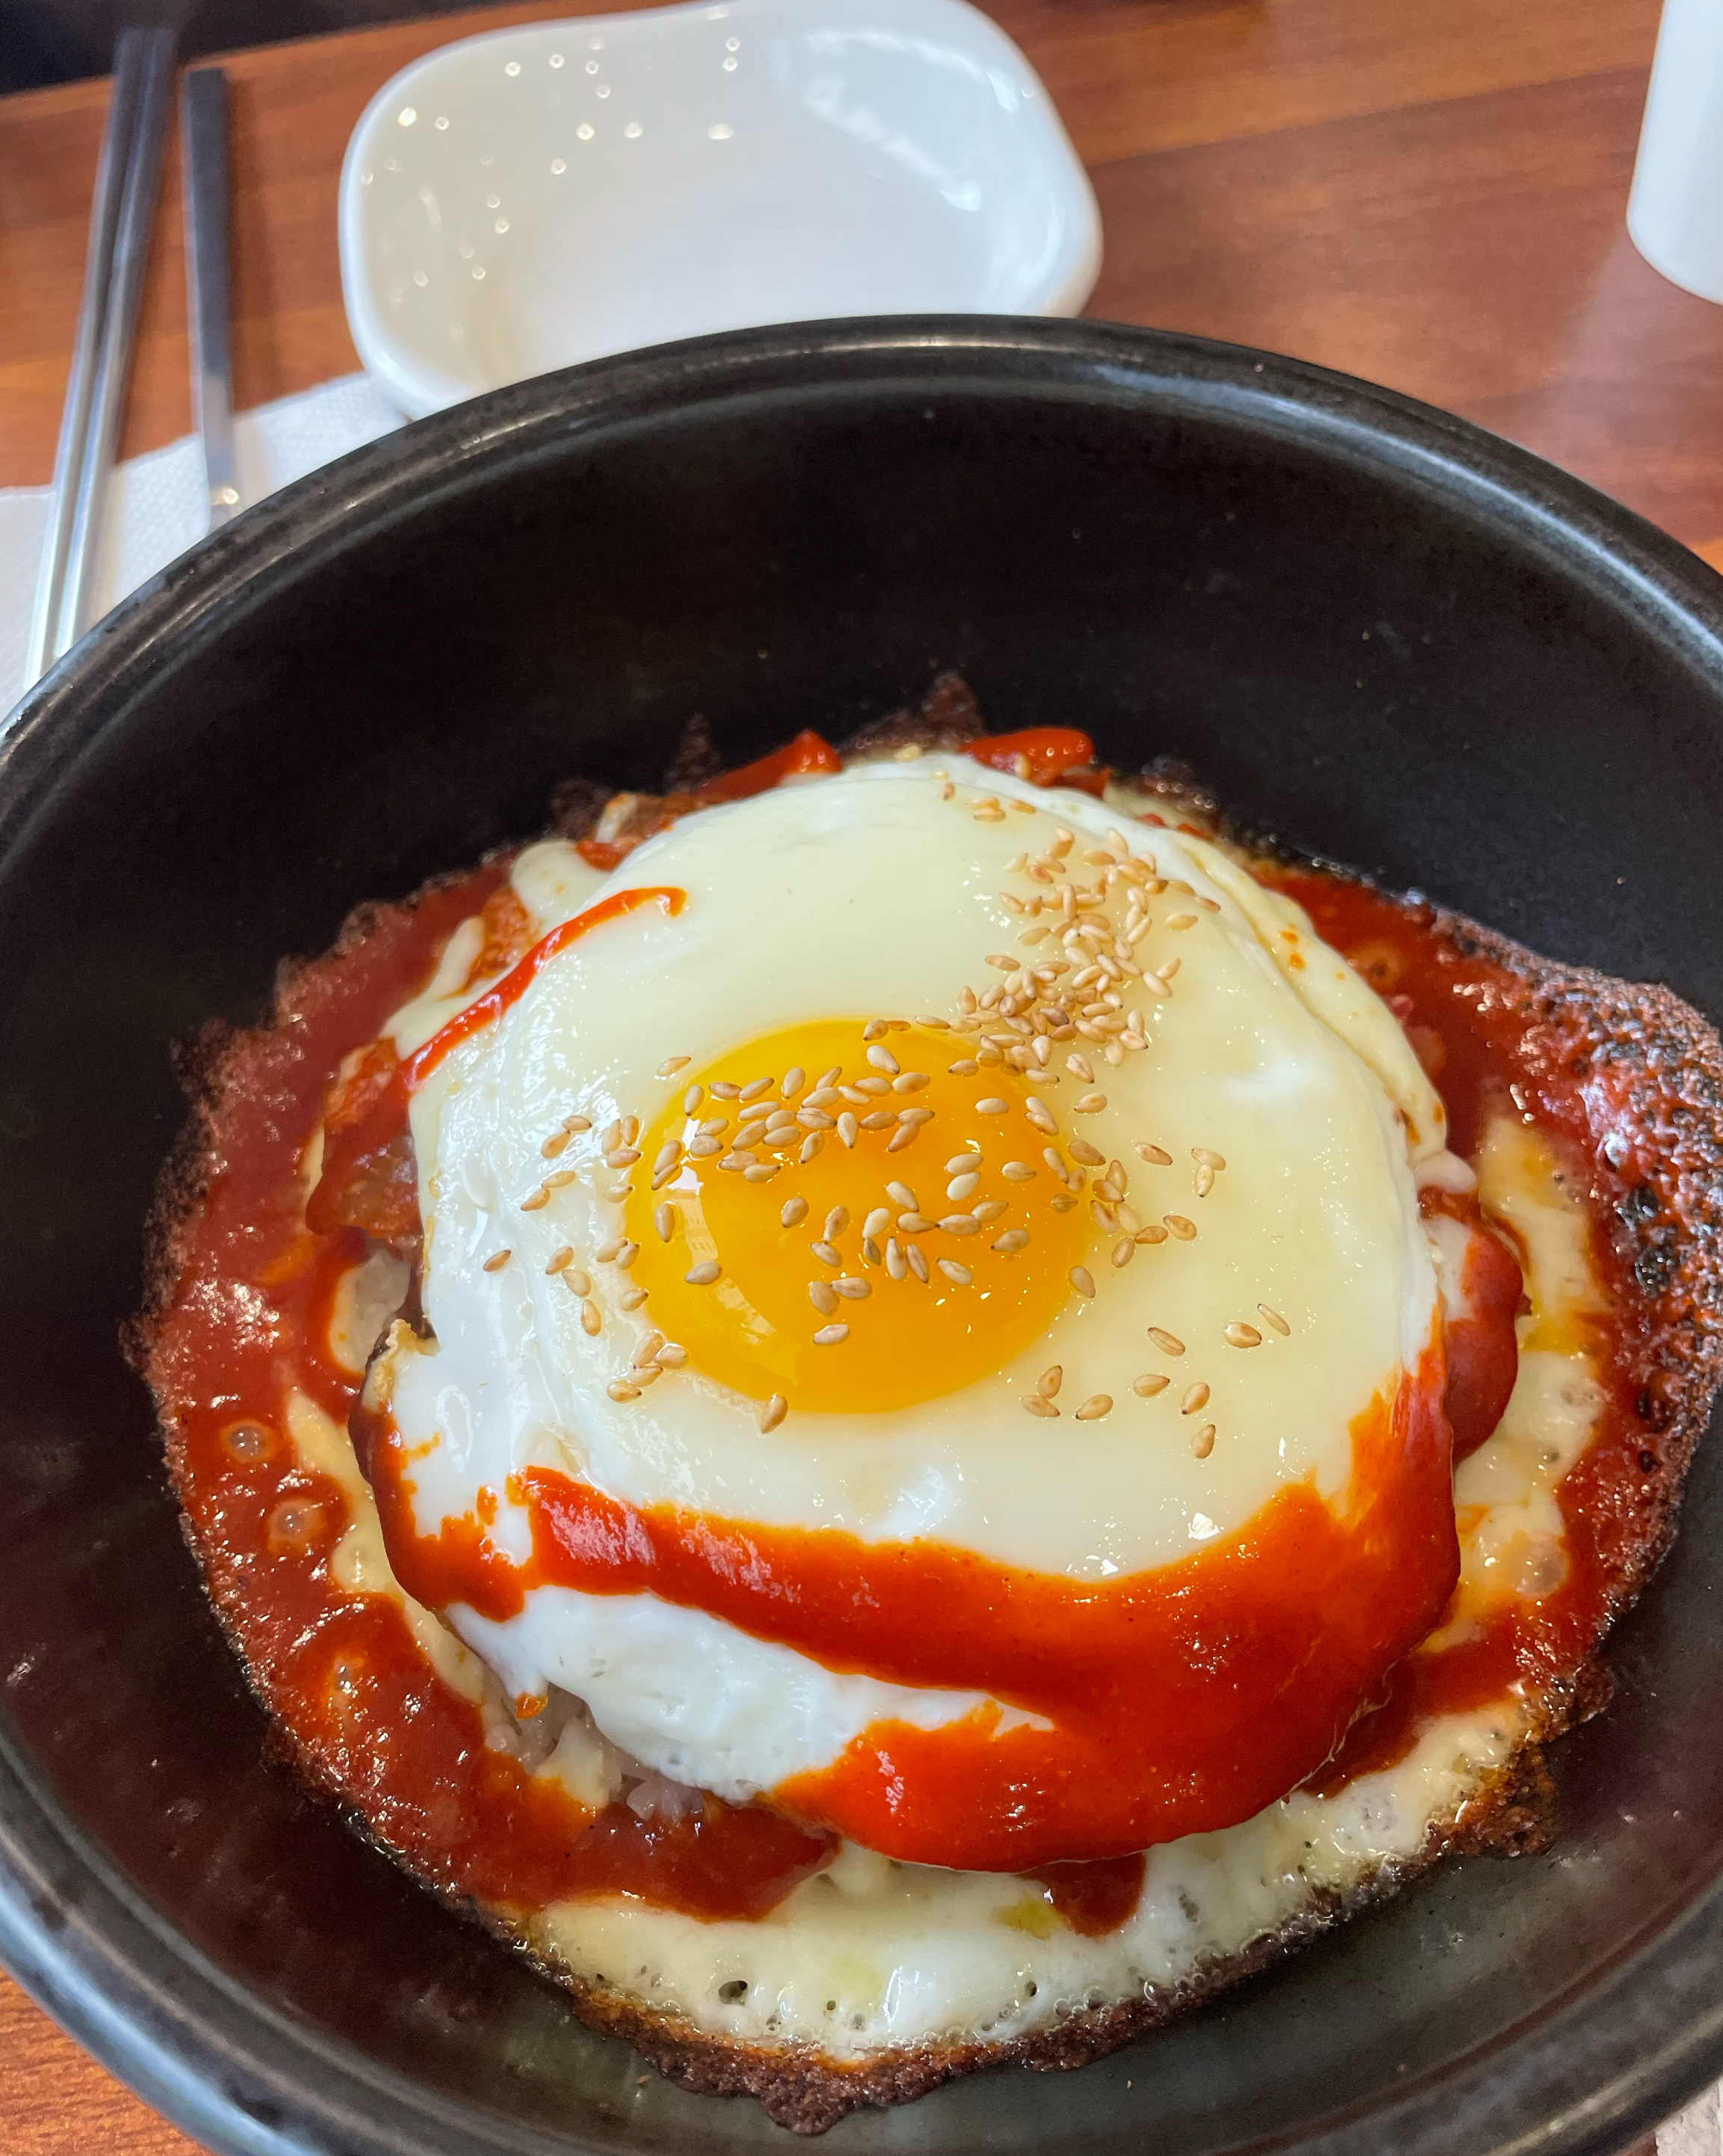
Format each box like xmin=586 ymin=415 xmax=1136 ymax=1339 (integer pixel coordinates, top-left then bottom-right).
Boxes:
xmin=0 ymin=372 xmax=403 ymax=717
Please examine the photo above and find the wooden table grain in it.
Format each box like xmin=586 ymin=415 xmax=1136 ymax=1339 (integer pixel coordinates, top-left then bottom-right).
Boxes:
xmin=0 ymin=0 xmax=1710 ymax=2146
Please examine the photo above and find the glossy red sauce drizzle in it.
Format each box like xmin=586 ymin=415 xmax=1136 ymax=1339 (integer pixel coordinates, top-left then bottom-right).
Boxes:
xmin=151 ymin=867 xmax=832 ymax=1921
xmin=362 ymin=1347 xmax=1460 ymax=1871
xmin=308 ymin=888 xmax=684 ymax=1244
xmin=1271 ymin=873 xmax=1659 ymax=1793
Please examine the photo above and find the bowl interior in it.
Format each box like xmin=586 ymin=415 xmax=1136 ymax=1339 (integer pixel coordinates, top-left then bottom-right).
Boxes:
xmin=4 ymin=323 xmax=1723 ymax=2156
xmin=341 ymin=0 xmax=1100 ymax=418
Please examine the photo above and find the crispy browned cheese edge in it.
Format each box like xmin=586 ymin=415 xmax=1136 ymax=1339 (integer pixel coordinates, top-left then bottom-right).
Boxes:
xmin=127 ymin=684 xmax=1723 ymax=2134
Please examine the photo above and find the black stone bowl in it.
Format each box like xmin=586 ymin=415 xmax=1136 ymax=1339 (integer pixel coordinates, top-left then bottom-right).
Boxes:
xmin=4 ymin=318 xmax=1723 ymax=2156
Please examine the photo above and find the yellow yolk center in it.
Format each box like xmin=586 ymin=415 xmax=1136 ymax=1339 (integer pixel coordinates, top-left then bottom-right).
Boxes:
xmin=625 ymin=1021 xmax=1090 ymax=1413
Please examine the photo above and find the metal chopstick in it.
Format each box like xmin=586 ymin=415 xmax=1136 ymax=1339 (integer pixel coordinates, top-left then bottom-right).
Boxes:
xmin=51 ymin=25 xmax=177 ymax=663
xmin=22 ymin=30 xmax=149 ymax=689
xmin=182 ymin=67 xmax=239 ymax=532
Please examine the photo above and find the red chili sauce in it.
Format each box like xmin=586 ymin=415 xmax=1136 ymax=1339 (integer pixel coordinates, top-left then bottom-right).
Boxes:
xmin=147 ymin=736 xmax=1638 ymax=1939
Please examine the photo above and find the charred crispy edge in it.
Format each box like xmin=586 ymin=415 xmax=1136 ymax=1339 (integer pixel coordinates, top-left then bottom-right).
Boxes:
xmin=503 ymin=1739 xmax=1566 ymax=2135
xmin=837 ymin=669 xmax=984 ymax=758
xmin=1431 ymin=903 xmax=1722 ymax=1631
xmin=132 ymin=700 xmax=1723 ymax=2133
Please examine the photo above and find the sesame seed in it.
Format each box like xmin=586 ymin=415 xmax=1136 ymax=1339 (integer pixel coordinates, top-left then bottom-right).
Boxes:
xmin=809 ymin=1281 xmax=840 ymax=1315
xmin=781 ymin=1197 xmax=809 ymax=1227
xmin=864 ymin=1206 xmax=891 ymax=1238
xmin=838 ymin=1111 xmax=859 ymax=1147
xmin=615 ymin=1241 xmax=640 ymax=1269
xmin=1194 ymin=1164 xmax=1215 ymax=1199
xmin=815 ymin=1066 xmax=841 ymax=1090
xmin=1070 ymin=1265 xmax=1096 ymax=1298
xmin=1002 ymin=1161 xmax=1035 ymax=1181
xmin=885 ymin=1238 xmax=908 ymax=1280
xmin=606 ymin=1146 xmax=641 ymax=1169
xmin=547 ymin=1247 xmax=574 ymax=1274
xmin=887 ymin=1182 xmax=918 ymax=1209
xmin=656 ymin=1342 xmax=688 ymax=1367
xmin=608 ymin=1380 xmax=642 ymax=1403
xmin=1136 ymin=1142 xmax=1172 ymax=1166
xmin=867 ymin=1044 xmax=901 ymax=1075
xmin=1259 ymin=1303 xmax=1292 ymax=1336
xmin=654 ymin=1140 xmax=682 ymax=1171
xmin=1164 ymin=1214 xmax=1197 ymax=1240
xmin=920 ymin=1016 xmax=952 ymax=1029
xmin=1168 ymin=913 xmax=1197 ymax=931
xmin=541 ymin=1129 xmax=571 ymax=1158
xmin=564 ymin=1114 xmax=593 ymax=1133
xmin=894 ymin=741 xmax=924 ymax=761
xmin=905 ymin=1241 xmax=930 ymax=1283
xmin=1147 ymin=1327 xmax=1185 ymax=1355
xmin=975 ymin=1096 xmax=1008 ymax=1115
xmin=1075 ymin=1394 xmax=1112 ymax=1421
xmin=898 ymin=1106 xmax=935 ymax=1126
xmin=862 ymin=1236 xmax=882 ymax=1265
xmin=1197 ymin=895 xmax=1221 ymax=912
xmin=710 ymin=1081 xmax=740 ymax=1099
xmin=618 ymin=1286 xmax=648 ymax=1311
xmin=854 ymin=1075 xmax=891 ymax=1096
xmin=949 ymin=1058 xmax=980 ymax=1075
xmin=938 ymin=1260 xmax=972 ymax=1285
xmin=761 ymin=1394 xmax=788 ymax=1433
xmin=864 ymin=1111 xmax=897 ymax=1131
xmin=1025 ymin=1099 xmax=1059 ymax=1134
xmin=581 ymin=1299 xmax=602 ymax=1336
xmin=1155 ymin=958 xmax=1180 ymax=983
xmin=811 ymin=1240 xmax=843 ymax=1266
xmin=797 ymin=1107 xmax=835 ymax=1131
xmin=545 ymin=1169 xmax=579 ymax=1190
xmin=1192 ymin=1424 xmax=1216 ymax=1458
xmin=1036 ymin=1364 xmax=1063 ymax=1398
xmin=947 ymin=1171 xmax=981 ymax=1203
xmin=633 ymin=1331 xmax=666 ymax=1369
xmin=892 ymin=1071 xmax=930 ymax=1093
xmin=687 ymin=1136 xmax=722 ymax=1158
xmin=685 ymin=1260 xmax=722 ymax=1286
xmin=1022 ymin=1393 xmax=1060 ymax=1418
xmin=1181 ymin=1382 xmax=1211 ymax=1414
xmin=1066 ymin=1054 xmax=1095 ymax=1081
xmin=992 ymin=1228 xmax=1029 ymax=1253
xmin=1069 ymin=1138 xmax=1106 ymax=1167
xmin=1091 ymin=1199 xmax=1117 ymax=1231
xmin=781 ymin=1066 xmax=805 ymax=1099
xmin=834 ymin=1277 xmax=871 ymax=1300
xmin=743 ymin=1162 xmax=778 ymax=1182
xmin=896 ymin=1212 xmax=934 ymax=1234
xmin=1132 ymin=1373 xmax=1170 ymax=1396
xmin=520 ymin=1188 xmax=550 ymax=1211
xmin=483 ymin=1250 xmax=512 ymax=1272
xmin=1111 ymin=1238 xmax=1135 ymax=1268
xmin=945 ymin=1151 xmax=980 ymax=1173
xmin=740 ymin=1077 xmax=773 ymax=1102
xmin=799 ymin=1133 xmax=824 ymax=1164
xmin=602 ymin=1120 xmax=623 ymax=1151
xmin=657 ymin=1057 xmax=689 ymax=1076
xmin=813 ymin=1324 xmax=850 ymax=1346
xmin=1075 ymin=1092 xmax=1108 ymax=1113
xmin=939 ymin=1213 xmax=980 ymax=1235
xmin=563 ymin=1269 xmax=592 ymax=1296
xmin=1050 ymin=828 xmax=1075 ymax=856
xmin=1192 ymin=1147 xmax=1226 ymax=1170
xmin=862 ymin=1019 xmax=888 ymax=1042
xmin=683 ymin=1085 xmax=704 ymax=1114
xmin=653 ymin=1204 xmax=675 ymax=1243
xmin=1226 ymin=1322 xmax=1263 ymax=1348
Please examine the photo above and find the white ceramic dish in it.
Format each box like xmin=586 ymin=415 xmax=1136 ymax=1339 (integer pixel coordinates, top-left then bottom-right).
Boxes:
xmin=338 ymin=0 xmax=1102 ymax=418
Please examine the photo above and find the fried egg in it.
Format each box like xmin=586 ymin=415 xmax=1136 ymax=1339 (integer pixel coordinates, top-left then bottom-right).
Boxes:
xmin=365 ymin=752 xmax=1469 ymax=1865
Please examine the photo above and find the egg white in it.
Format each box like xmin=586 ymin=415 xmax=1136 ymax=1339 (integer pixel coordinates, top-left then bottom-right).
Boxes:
xmin=375 ymin=753 xmax=1448 ymax=1808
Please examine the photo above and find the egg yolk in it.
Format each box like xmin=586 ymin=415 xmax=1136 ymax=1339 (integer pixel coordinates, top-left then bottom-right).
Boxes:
xmin=625 ymin=1021 xmax=1090 ymax=1413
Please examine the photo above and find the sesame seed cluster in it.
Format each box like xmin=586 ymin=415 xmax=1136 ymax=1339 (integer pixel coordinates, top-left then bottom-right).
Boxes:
xmin=478 ymin=764 xmax=1297 ymax=1455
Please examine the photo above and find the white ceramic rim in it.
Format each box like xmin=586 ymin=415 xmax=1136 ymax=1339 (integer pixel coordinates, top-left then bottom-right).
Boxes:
xmin=338 ymin=0 xmax=1104 ymax=418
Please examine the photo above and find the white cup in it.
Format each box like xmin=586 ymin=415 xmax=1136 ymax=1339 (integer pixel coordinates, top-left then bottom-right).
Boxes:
xmin=1627 ymin=0 xmax=1723 ymax=304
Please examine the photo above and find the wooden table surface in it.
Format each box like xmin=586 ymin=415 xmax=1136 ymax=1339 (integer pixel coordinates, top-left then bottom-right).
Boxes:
xmin=0 ymin=0 xmax=1711 ymax=2146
